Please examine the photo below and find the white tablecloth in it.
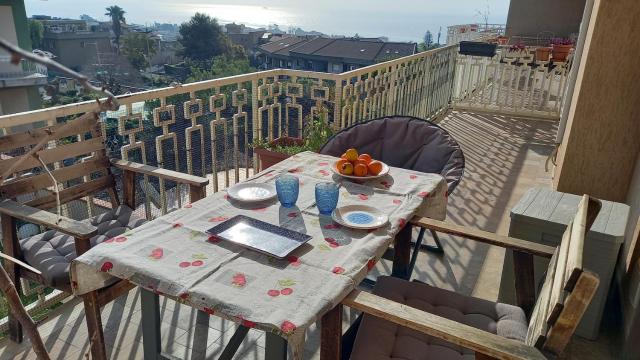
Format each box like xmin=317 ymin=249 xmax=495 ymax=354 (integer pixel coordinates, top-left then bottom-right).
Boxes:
xmin=71 ymin=151 xmax=447 ymax=357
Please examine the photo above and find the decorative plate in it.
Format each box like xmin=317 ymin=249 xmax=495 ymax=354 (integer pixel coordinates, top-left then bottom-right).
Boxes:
xmin=331 ymin=160 xmax=390 ymax=181
xmin=331 ymin=205 xmax=389 ymax=230
xmin=227 ymin=183 xmax=277 ymax=202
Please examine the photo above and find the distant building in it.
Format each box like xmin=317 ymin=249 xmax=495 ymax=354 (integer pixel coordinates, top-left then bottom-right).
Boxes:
xmin=0 ymin=0 xmax=46 ymax=119
xmin=259 ymin=36 xmax=417 ymax=73
xmin=40 ymin=19 xmax=113 ymax=72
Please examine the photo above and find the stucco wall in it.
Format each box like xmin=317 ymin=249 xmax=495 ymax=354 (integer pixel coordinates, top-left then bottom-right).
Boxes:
xmin=505 ymin=0 xmax=587 ymax=38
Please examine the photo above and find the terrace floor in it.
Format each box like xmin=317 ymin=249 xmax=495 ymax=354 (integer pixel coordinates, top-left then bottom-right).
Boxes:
xmin=0 ymin=110 xmax=621 ymax=359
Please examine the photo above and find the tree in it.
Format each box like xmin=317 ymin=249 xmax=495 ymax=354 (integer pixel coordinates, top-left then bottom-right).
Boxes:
xmin=28 ymin=19 xmax=44 ymax=49
xmin=122 ymin=32 xmax=157 ymax=70
xmin=424 ymin=31 xmax=433 ymax=48
xmin=186 ymin=55 xmax=255 ymax=83
xmin=178 ymin=13 xmax=233 ymax=62
xmin=105 ymin=5 xmax=126 ymax=52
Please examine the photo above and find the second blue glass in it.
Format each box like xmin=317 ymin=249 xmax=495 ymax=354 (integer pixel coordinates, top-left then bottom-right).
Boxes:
xmin=275 ymin=175 xmax=299 ymax=207
xmin=315 ymin=183 xmax=339 ymax=215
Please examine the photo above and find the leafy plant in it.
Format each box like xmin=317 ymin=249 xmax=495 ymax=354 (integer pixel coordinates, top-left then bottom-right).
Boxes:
xmin=251 ymin=110 xmax=334 ymax=155
xmin=508 ymin=43 xmax=526 ymax=53
xmin=551 ymin=38 xmax=575 ymax=46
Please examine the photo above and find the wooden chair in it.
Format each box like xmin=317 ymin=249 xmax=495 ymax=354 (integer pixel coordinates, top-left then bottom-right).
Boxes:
xmin=342 ymin=195 xmax=601 ymax=359
xmin=0 ymin=115 xmax=209 ymax=359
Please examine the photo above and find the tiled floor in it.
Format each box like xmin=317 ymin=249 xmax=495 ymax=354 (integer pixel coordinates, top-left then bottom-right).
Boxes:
xmin=0 ymin=110 xmax=620 ymax=359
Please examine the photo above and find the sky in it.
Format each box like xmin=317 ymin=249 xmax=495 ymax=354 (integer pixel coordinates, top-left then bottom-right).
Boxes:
xmin=24 ymin=0 xmax=511 ymax=42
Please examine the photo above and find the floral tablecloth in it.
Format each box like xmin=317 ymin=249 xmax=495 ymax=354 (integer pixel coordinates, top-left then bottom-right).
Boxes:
xmin=71 ymin=151 xmax=447 ymax=357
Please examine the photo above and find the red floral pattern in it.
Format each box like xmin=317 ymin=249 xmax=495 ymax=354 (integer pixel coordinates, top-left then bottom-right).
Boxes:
xmin=280 ymin=320 xmax=297 ymax=334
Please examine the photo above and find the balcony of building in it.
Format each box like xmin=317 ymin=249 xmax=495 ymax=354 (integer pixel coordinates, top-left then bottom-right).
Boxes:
xmin=0 ymin=0 xmax=639 ymax=358
xmin=0 ymin=56 xmax=48 ymax=89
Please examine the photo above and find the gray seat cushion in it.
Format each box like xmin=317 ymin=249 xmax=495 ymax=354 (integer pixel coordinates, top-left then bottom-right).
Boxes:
xmin=319 ymin=116 xmax=465 ymax=194
xmin=351 ymin=276 xmax=528 ymax=360
xmin=19 ymin=205 xmax=146 ymax=288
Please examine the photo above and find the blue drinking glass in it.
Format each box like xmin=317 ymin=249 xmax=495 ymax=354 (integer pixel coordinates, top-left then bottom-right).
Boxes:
xmin=315 ymin=183 xmax=339 ymax=215
xmin=275 ymin=175 xmax=299 ymax=207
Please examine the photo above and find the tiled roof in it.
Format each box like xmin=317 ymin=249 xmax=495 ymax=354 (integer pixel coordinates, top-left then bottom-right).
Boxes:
xmin=259 ymin=36 xmax=416 ymax=62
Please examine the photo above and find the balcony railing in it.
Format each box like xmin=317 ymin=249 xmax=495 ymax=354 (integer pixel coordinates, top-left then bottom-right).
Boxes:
xmin=0 ymin=45 xmax=459 ymax=330
xmin=453 ymin=46 xmax=572 ymax=119
xmin=0 ymin=56 xmax=48 ymax=79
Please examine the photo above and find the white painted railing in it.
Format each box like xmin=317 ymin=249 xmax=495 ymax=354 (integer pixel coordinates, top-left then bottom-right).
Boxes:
xmin=0 ymin=45 xmax=458 ymax=330
xmin=452 ymin=47 xmax=572 ymax=119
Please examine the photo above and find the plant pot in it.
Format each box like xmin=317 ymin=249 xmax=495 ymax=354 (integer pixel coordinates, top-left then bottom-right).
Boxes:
xmin=459 ymin=41 xmax=497 ymax=58
xmin=497 ymin=37 xmax=508 ymax=45
xmin=552 ymin=44 xmax=573 ymax=62
xmin=254 ymin=137 xmax=305 ymax=171
xmin=535 ymin=47 xmax=552 ymax=62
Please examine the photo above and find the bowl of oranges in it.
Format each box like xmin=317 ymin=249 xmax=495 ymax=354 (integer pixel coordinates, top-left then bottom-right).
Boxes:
xmin=332 ymin=148 xmax=389 ymax=180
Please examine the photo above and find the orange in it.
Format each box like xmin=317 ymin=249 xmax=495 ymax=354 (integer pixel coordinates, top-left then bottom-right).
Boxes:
xmin=337 ymin=160 xmax=354 ymax=175
xmin=344 ymin=148 xmax=359 ymax=162
xmin=358 ymin=154 xmax=372 ymax=165
xmin=340 ymin=153 xmax=347 ymax=160
xmin=354 ymin=163 xmax=368 ymax=177
xmin=367 ymin=160 xmax=383 ymax=175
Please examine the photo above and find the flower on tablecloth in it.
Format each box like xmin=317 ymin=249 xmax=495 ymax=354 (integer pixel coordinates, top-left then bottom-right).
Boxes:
xmin=287 ymin=255 xmax=301 ymax=267
xmin=324 ymin=237 xmax=340 ymax=248
xmin=104 ymin=236 xmax=127 ymax=243
xmin=323 ymin=223 xmax=342 ymax=230
xmin=410 ymin=175 xmax=418 ymax=180
xmin=393 ymin=199 xmax=402 ymax=205
xmin=100 ymin=262 xmax=113 ymax=272
xmin=398 ymin=218 xmax=407 ymax=227
xmin=280 ymin=320 xmax=297 ymax=334
xmin=367 ymin=258 xmax=377 ymax=271
xmin=209 ymin=216 xmax=229 ymax=222
xmin=418 ymin=192 xmax=429 ymax=198
xmin=232 ymin=273 xmax=247 ymax=287
xmin=332 ymin=266 xmax=345 ymax=274
xmin=149 ymin=248 xmax=164 ymax=260
xmin=358 ymin=194 xmax=369 ymax=200
xmin=288 ymin=167 xmax=303 ymax=173
xmin=172 ymin=223 xmax=183 ymax=228
xmin=184 ymin=204 xmax=193 ymax=208
xmin=208 ymin=235 xmax=222 ymax=243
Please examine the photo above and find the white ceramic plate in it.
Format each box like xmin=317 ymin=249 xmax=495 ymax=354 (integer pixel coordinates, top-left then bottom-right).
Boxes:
xmin=227 ymin=183 xmax=277 ymax=202
xmin=331 ymin=160 xmax=390 ymax=181
xmin=331 ymin=205 xmax=389 ymax=230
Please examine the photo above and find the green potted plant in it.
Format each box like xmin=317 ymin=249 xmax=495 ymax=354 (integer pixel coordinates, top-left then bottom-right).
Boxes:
xmin=551 ymin=38 xmax=574 ymax=62
xmin=252 ymin=112 xmax=334 ymax=171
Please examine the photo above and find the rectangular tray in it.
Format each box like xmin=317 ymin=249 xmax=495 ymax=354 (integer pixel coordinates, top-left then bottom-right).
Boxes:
xmin=206 ymin=215 xmax=312 ymax=259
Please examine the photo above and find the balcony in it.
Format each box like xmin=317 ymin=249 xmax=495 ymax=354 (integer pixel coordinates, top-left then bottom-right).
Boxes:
xmin=0 ymin=44 xmax=621 ymax=359
xmin=0 ymin=56 xmax=48 ymax=88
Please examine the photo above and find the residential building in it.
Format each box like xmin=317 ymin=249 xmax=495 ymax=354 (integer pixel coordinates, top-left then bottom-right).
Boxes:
xmin=505 ymin=0 xmax=587 ymax=43
xmin=259 ymin=36 xmax=417 ymax=73
xmin=0 ymin=0 xmax=46 ymax=119
xmin=40 ymin=18 xmax=113 ymax=72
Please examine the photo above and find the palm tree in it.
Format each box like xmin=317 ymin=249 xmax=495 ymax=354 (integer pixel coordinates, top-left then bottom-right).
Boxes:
xmin=105 ymin=5 xmax=126 ymax=52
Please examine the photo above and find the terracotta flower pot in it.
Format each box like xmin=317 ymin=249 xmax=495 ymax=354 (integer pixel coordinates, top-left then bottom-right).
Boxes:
xmin=497 ymin=37 xmax=508 ymax=45
xmin=254 ymin=137 xmax=305 ymax=171
xmin=552 ymin=44 xmax=573 ymax=62
xmin=536 ymin=47 xmax=552 ymax=62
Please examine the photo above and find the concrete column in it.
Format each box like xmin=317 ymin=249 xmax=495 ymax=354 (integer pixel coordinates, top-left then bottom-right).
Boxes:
xmin=553 ymin=0 xmax=640 ymax=202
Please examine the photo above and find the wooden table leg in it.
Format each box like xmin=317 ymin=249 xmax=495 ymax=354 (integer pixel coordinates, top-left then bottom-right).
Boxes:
xmin=321 ymin=303 xmax=342 ymax=360
xmin=140 ymin=289 xmax=162 ymax=360
xmin=392 ymin=224 xmax=413 ymax=280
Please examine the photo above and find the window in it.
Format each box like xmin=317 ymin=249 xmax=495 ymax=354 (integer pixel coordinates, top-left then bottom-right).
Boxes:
xmin=349 ymin=65 xmax=357 ymax=71
xmin=80 ymin=41 xmax=86 ymax=48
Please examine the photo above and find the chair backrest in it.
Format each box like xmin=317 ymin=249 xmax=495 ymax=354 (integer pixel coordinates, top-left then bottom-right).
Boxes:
xmin=0 ymin=115 xmax=119 ymax=215
xmin=525 ymin=195 xmax=602 ymax=355
xmin=319 ymin=116 xmax=465 ymax=194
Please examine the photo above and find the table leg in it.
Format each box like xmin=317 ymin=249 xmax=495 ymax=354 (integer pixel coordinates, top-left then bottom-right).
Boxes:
xmin=320 ymin=303 xmax=342 ymax=360
xmin=191 ymin=310 xmax=210 ymax=359
xmin=392 ymin=224 xmax=412 ymax=280
xmin=141 ymin=289 xmax=162 ymax=360
xmin=265 ymin=331 xmax=288 ymax=360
